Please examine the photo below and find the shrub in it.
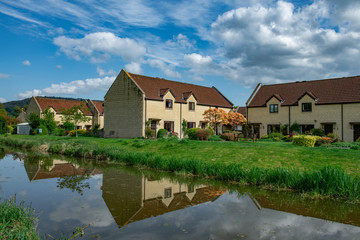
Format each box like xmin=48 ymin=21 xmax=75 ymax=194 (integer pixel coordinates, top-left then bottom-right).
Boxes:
xmin=272 ymin=137 xmax=281 ymax=142
xmin=187 ymin=128 xmax=200 ymax=140
xmin=315 ymin=137 xmax=333 ymax=146
xmin=169 ymin=132 xmax=179 ymax=138
xmin=268 ymin=132 xmax=283 ymax=140
xmin=356 ymin=137 xmax=360 ymax=143
xmin=292 ymin=135 xmax=321 ymax=147
xmin=63 ymin=121 xmax=75 ymax=131
xmin=6 ymin=125 xmax=13 ymax=134
xmin=207 ymin=126 xmax=214 ymax=136
xmin=327 ymin=133 xmax=340 ymax=142
xmin=311 ymin=128 xmax=325 ymax=137
xmin=157 ymin=129 xmax=168 ymax=139
xmin=38 ymin=124 xmax=48 ymax=135
xmin=69 ymin=129 xmax=87 ymax=136
xmin=145 ymin=127 xmax=155 ymax=138
xmin=260 ymin=134 xmax=269 ymax=139
xmin=282 ymin=135 xmax=292 ymax=142
xmin=290 ymin=122 xmax=300 ymax=133
xmin=220 ymin=132 xmax=238 ymax=141
xmin=54 ymin=128 xmax=66 ymax=136
xmin=208 ymin=135 xmax=222 ymax=141
xmin=196 ymin=129 xmax=211 ymax=140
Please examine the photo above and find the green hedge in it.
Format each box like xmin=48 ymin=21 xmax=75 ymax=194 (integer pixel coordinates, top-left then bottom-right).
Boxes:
xmin=292 ymin=135 xmax=321 ymax=147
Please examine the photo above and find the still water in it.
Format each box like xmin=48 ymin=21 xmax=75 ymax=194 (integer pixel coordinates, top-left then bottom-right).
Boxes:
xmin=0 ymin=149 xmax=360 ymax=239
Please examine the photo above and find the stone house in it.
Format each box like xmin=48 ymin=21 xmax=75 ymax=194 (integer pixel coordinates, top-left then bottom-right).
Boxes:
xmin=104 ymin=69 xmax=233 ymax=138
xmin=246 ymin=76 xmax=360 ymax=142
xmin=26 ymin=96 xmax=104 ymax=130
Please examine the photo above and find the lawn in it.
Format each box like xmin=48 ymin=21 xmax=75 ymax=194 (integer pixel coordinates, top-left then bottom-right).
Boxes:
xmin=3 ymin=135 xmax=360 ymax=175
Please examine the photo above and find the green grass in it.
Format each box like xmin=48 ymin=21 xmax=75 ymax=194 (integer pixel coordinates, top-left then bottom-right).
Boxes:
xmin=0 ymin=197 xmax=39 ymax=240
xmin=1 ymin=135 xmax=360 ymax=201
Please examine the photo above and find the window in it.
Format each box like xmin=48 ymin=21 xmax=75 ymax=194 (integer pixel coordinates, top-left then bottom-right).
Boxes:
xmin=269 ymin=104 xmax=278 ymax=113
xmin=300 ymin=124 xmax=314 ymax=134
xmin=164 ymin=188 xmax=172 ymax=198
xmin=324 ymin=124 xmax=333 ymax=136
xmin=189 ymin=102 xmax=195 ymax=111
xmin=267 ymin=124 xmax=280 ymax=134
xmin=165 ymin=99 xmax=173 ymax=109
xmin=164 ymin=121 xmax=174 ymax=132
xmin=201 ymin=122 xmax=207 ymax=129
xmin=187 ymin=122 xmax=196 ymax=129
xmin=302 ymin=103 xmax=312 ymax=112
xmin=188 ymin=185 xmax=194 ymax=193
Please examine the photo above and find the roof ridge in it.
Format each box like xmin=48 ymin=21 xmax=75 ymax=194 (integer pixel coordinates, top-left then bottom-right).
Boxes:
xmin=262 ymin=75 xmax=360 ymax=87
xmin=128 ymin=72 xmax=215 ymax=90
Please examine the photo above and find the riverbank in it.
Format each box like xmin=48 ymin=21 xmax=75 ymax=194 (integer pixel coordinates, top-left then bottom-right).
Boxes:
xmin=0 ymin=197 xmax=39 ymax=240
xmin=1 ymin=135 xmax=360 ymax=201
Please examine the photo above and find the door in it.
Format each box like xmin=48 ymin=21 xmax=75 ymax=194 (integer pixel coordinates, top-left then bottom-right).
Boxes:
xmin=253 ymin=124 xmax=260 ymax=139
xmin=324 ymin=124 xmax=333 ymax=136
xmin=354 ymin=125 xmax=360 ymax=142
xmin=151 ymin=120 xmax=157 ymax=136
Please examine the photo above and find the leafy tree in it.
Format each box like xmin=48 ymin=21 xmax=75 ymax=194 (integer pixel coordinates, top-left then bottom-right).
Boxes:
xmin=223 ymin=112 xmax=247 ymax=131
xmin=57 ymin=174 xmax=91 ymax=196
xmin=63 ymin=121 xmax=75 ymax=131
xmin=41 ymin=107 xmax=57 ymax=134
xmin=182 ymin=119 xmax=188 ymax=137
xmin=61 ymin=104 xmax=90 ymax=137
xmin=14 ymin=106 xmax=21 ymax=117
xmin=28 ymin=113 xmax=41 ymax=130
xmin=0 ymin=116 xmax=6 ymax=134
xmin=203 ymin=108 xmax=227 ymax=135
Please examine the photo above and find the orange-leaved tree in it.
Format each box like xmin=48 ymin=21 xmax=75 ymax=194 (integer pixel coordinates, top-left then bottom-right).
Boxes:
xmin=203 ymin=108 xmax=228 ymax=135
xmin=223 ymin=112 xmax=247 ymax=131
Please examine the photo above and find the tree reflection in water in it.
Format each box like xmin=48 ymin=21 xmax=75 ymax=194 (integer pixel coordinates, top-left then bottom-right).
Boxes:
xmin=57 ymin=174 xmax=91 ymax=196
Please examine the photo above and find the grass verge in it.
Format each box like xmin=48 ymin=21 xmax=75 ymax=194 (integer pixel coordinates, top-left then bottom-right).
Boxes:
xmin=1 ymin=135 xmax=360 ymax=202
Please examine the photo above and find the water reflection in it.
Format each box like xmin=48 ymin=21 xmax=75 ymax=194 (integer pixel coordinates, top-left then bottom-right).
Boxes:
xmin=1 ymin=150 xmax=360 ymax=239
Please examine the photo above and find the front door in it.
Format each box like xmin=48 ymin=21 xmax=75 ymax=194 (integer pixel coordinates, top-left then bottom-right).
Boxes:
xmin=324 ymin=124 xmax=333 ymax=136
xmin=151 ymin=120 xmax=157 ymax=136
xmin=354 ymin=125 xmax=360 ymax=142
xmin=253 ymin=124 xmax=260 ymax=139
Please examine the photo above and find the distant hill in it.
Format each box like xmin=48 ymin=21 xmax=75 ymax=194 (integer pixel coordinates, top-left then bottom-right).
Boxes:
xmin=3 ymin=98 xmax=31 ymax=117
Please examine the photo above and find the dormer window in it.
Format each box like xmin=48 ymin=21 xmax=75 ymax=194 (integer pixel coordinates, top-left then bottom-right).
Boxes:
xmin=189 ymin=102 xmax=195 ymax=111
xmin=269 ymin=104 xmax=278 ymax=113
xmin=166 ymin=99 xmax=173 ymax=109
xmin=302 ymin=103 xmax=312 ymax=112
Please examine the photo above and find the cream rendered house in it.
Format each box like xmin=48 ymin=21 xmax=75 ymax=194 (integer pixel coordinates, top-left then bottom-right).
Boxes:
xmin=104 ymin=69 xmax=233 ymax=138
xmin=246 ymin=76 xmax=360 ymax=142
xmin=26 ymin=96 xmax=104 ymax=130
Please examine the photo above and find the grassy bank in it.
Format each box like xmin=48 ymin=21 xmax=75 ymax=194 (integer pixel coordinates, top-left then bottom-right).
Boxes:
xmin=1 ymin=135 xmax=360 ymax=201
xmin=0 ymin=197 xmax=39 ymax=240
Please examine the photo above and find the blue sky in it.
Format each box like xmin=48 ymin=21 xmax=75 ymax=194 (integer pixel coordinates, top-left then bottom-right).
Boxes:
xmin=1 ymin=0 xmax=360 ymax=106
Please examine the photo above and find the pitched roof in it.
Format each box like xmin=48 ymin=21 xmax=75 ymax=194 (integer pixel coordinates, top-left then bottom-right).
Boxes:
xmin=35 ymin=97 xmax=96 ymax=116
xmin=92 ymin=100 xmax=104 ymax=115
xmin=236 ymin=107 xmax=246 ymax=116
xmin=248 ymin=76 xmax=360 ymax=107
xmin=127 ymin=72 xmax=233 ymax=108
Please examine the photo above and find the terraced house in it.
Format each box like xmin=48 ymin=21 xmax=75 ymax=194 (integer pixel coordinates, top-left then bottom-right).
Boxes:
xmin=246 ymin=76 xmax=360 ymax=142
xmin=104 ymin=69 xmax=233 ymax=138
xmin=26 ymin=96 xmax=104 ymax=130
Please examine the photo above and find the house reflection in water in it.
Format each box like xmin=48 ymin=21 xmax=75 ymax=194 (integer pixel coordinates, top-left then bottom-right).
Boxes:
xmin=102 ymin=170 xmax=226 ymax=228
xmin=24 ymin=159 xmax=102 ymax=181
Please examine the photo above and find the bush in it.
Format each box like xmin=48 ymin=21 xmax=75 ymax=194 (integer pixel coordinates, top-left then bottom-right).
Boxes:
xmin=54 ymin=128 xmax=66 ymax=136
xmin=207 ymin=126 xmax=214 ymax=136
xmin=260 ymin=134 xmax=269 ymax=139
xmin=145 ymin=127 xmax=155 ymax=138
xmin=282 ymin=135 xmax=292 ymax=142
xmin=268 ymin=132 xmax=283 ymax=140
xmin=196 ymin=129 xmax=211 ymax=140
xmin=157 ymin=129 xmax=168 ymax=139
xmin=69 ymin=129 xmax=87 ymax=136
xmin=38 ymin=124 xmax=48 ymax=135
xmin=293 ymin=135 xmax=321 ymax=147
xmin=6 ymin=125 xmax=13 ymax=134
xmin=187 ymin=128 xmax=200 ymax=140
xmin=208 ymin=135 xmax=222 ymax=141
xmin=290 ymin=122 xmax=300 ymax=133
xmin=220 ymin=132 xmax=238 ymax=141
xmin=311 ymin=128 xmax=325 ymax=137
xmin=327 ymin=133 xmax=340 ymax=142
xmin=356 ymin=137 xmax=360 ymax=143
xmin=63 ymin=121 xmax=75 ymax=131
xmin=315 ymin=137 xmax=333 ymax=146
xmin=272 ymin=137 xmax=281 ymax=142
xmin=11 ymin=125 xmax=17 ymax=134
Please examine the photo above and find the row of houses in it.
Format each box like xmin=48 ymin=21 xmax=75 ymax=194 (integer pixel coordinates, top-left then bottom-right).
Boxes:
xmin=25 ymin=69 xmax=360 ymax=142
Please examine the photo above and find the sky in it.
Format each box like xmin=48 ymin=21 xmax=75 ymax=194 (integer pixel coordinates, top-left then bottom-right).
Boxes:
xmin=1 ymin=0 xmax=360 ymax=106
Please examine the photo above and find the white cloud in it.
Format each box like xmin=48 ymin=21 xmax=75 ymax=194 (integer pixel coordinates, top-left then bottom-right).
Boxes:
xmin=96 ymin=67 xmax=116 ymax=77
xmin=166 ymin=34 xmax=195 ymax=49
xmin=53 ymin=32 xmax=146 ymax=62
xmin=17 ymin=76 xmax=115 ymax=98
xmin=147 ymin=59 xmax=181 ymax=78
xmin=125 ymin=62 xmax=142 ymax=74
xmin=22 ymin=60 xmax=31 ymax=66
xmin=0 ymin=97 xmax=6 ymax=103
xmin=0 ymin=73 xmax=10 ymax=79
xmin=56 ymin=65 xmax=63 ymax=69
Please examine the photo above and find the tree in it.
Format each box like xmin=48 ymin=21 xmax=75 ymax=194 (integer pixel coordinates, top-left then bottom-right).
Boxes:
xmin=28 ymin=113 xmax=41 ymax=130
xmin=223 ymin=112 xmax=247 ymax=131
xmin=14 ymin=106 xmax=21 ymax=118
xmin=0 ymin=116 xmax=6 ymax=134
xmin=203 ymin=108 xmax=227 ymax=135
xmin=41 ymin=107 xmax=57 ymax=134
xmin=61 ymin=104 xmax=90 ymax=137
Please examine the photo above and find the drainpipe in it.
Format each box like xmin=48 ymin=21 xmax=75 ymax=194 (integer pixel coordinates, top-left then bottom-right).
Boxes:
xmin=288 ymin=106 xmax=291 ymax=134
xmin=180 ymin=102 xmax=182 ymax=138
xmin=341 ymin=104 xmax=344 ymax=141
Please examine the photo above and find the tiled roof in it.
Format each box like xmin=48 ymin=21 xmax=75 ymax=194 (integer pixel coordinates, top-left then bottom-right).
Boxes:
xmin=128 ymin=72 xmax=233 ymax=108
xmin=248 ymin=76 xmax=360 ymax=107
xmin=35 ymin=97 xmax=93 ymax=116
xmin=236 ymin=107 xmax=246 ymax=116
xmin=92 ymin=100 xmax=104 ymax=115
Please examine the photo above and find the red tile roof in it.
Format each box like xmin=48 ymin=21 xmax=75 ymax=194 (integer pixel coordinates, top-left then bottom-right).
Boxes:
xmin=92 ymin=100 xmax=104 ymax=115
xmin=236 ymin=107 xmax=246 ymax=116
xmin=248 ymin=76 xmax=360 ymax=107
xmin=35 ymin=97 xmax=94 ymax=116
xmin=128 ymin=72 xmax=233 ymax=108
